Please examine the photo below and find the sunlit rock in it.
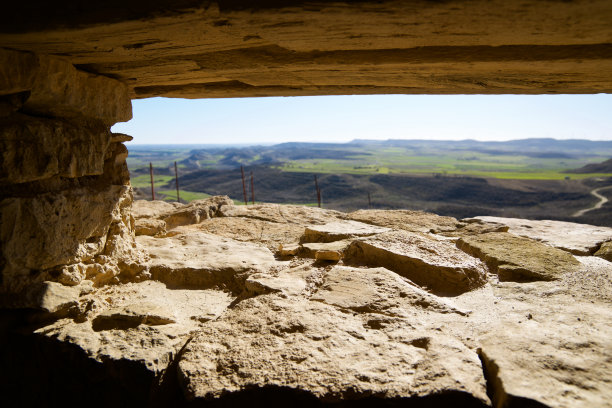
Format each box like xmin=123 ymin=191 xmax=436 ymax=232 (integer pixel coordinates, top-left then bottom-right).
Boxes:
xmin=468 ymin=216 xmax=612 ymax=256
xmin=345 ymin=230 xmax=488 ymax=295
xmin=457 ymin=232 xmax=581 ymax=282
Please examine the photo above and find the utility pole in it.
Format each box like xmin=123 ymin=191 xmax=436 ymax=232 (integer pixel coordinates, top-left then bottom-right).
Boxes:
xmin=240 ymin=165 xmax=248 ymax=205
xmin=149 ymin=162 xmax=155 ymax=200
xmin=368 ymin=192 xmax=372 ymax=209
xmin=314 ymin=175 xmax=321 ymax=208
xmin=174 ymin=161 xmax=180 ymax=203
xmin=250 ymin=171 xmax=255 ymax=204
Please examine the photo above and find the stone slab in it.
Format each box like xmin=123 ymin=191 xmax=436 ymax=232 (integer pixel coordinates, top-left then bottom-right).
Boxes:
xmin=345 ymin=230 xmax=488 ymax=295
xmin=470 ymin=216 xmax=612 ymax=256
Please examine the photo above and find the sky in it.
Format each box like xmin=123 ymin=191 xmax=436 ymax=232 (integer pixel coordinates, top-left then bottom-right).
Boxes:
xmin=111 ymin=94 xmax=612 ymax=145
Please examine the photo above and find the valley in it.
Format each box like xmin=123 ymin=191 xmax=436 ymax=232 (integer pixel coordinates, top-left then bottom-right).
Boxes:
xmin=127 ymin=138 xmax=612 ymax=227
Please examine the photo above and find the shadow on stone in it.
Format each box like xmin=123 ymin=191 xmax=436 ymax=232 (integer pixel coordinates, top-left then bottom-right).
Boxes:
xmin=184 ymin=386 xmax=489 ymax=408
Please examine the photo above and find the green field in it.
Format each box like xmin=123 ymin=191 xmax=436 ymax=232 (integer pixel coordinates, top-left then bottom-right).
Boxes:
xmin=127 ymin=140 xmax=612 ymax=203
xmin=276 ymin=151 xmax=611 ymax=180
xmin=130 ymin=174 xmax=174 ymax=189
xmin=157 ymin=190 xmax=211 ymax=202
xmin=131 ymin=174 xmax=212 ymax=202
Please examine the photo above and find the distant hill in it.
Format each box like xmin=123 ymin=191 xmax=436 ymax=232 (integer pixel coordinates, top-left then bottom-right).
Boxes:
xmin=171 ymin=138 xmax=612 ymax=169
xmin=349 ymin=138 xmax=612 ymax=158
xmin=127 ymin=138 xmax=612 ymax=227
xmin=566 ymin=158 xmax=612 ymax=174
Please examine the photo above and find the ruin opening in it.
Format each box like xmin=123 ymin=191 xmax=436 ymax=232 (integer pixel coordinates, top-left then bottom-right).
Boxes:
xmin=111 ymin=94 xmax=612 ymax=225
xmin=2 ymin=1 xmax=612 ymax=406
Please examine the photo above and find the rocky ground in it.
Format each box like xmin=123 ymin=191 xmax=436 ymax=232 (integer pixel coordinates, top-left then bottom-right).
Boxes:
xmin=2 ymin=196 xmax=612 ymax=407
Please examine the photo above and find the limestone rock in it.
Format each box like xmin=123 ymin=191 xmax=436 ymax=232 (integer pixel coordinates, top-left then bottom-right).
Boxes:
xmin=594 ymin=241 xmax=612 ymax=262
xmin=92 ymin=302 xmax=176 ymax=331
xmin=243 ymin=263 xmax=320 ymax=299
xmin=245 ymin=273 xmax=307 ymax=297
xmin=479 ymin=322 xmax=612 ymax=407
xmin=457 ymin=232 xmax=581 ymax=282
xmin=162 ymin=196 xmax=233 ymax=229
xmin=0 ymin=114 xmax=111 ymax=184
xmin=198 ymin=216 xmax=305 ymax=252
xmin=311 ymin=266 xmax=468 ymax=317
xmin=0 ymin=48 xmax=131 ymax=124
xmin=349 ymin=209 xmax=464 ymax=233
xmin=219 ymin=203 xmax=347 ymax=225
xmin=35 ymin=281 xmax=234 ymax=375
xmin=137 ymin=231 xmax=276 ymax=291
xmin=468 ymin=216 xmax=612 ymax=255
xmin=277 ymin=243 xmax=300 ymax=257
xmin=4 ymin=200 xmax=612 ymax=406
xmin=132 ymin=199 xmax=180 ymax=219
xmin=0 ymin=281 xmax=78 ymax=314
xmin=132 ymin=196 xmax=232 ymax=230
xmin=110 ymin=133 xmax=133 ymax=143
xmin=177 ymin=294 xmax=488 ymax=405
xmin=441 ymin=221 xmax=510 ymax=237
xmin=104 ymin=141 xmax=131 ymax=186
xmin=314 ymin=250 xmax=342 ymax=262
xmin=0 ymin=185 xmax=129 ymax=291
xmin=134 ymin=218 xmax=167 ymax=237
xmin=344 ymin=231 xmax=488 ymax=295
xmin=302 ymin=220 xmax=390 ymax=243
xmin=299 ymin=240 xmax=352 ymax=259
xmin=0 ymin=90 xmax=28 ymax=117
xmin=101 ymin=186 xmax=146 ymax=281
xmin=3 ymin=2 xmax=612 ymax=97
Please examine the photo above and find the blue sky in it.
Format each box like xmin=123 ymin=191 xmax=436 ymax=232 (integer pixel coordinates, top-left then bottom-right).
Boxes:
xmin=112 ymin=94 xmax=612 ymax=145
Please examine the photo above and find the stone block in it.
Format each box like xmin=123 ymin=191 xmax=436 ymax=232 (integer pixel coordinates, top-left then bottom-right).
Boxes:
xmin=0 ymin=48 xmax=131 ymax=124
xmin=344 ymin=230 xmax=487 ymax=295
xmin=0 ymin=185 xmax=129 ymax=291
xmin=457 ymin=232 xmax=581 ymax=282
xmin=0 ymin=114 xmax=110 ymax=184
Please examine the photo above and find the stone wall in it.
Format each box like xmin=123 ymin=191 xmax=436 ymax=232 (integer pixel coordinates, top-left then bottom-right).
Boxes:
xmin=2 ymin=0 xmax=612 ymax=97
xmin=0 ymin=48 xmax=143 ymax=293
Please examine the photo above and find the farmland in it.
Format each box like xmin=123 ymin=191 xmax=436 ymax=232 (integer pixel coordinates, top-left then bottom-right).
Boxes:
xmin=126 ymin=138 xmax=612 ymax=226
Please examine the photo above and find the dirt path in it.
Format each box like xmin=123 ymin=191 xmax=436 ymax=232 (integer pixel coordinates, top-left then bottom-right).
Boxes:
xmin=573 ymin=186 xmax=612 ymax=217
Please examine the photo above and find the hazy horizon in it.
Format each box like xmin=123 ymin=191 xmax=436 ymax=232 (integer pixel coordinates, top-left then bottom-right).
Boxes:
xmin=125 ymin=136 xmax=612 ymax=147
xmin=112 ymin=94 xmax=612 ymax=145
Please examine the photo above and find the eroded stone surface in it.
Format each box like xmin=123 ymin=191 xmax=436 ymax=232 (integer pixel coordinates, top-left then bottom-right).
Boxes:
xmin=441 ymin=221 xmax=510 ymax=237
xmin=0 ymin=114 xmax=111 ymax=184
xmin=1 ymin=185 xmax=130 ymax=290
xmin=132 ymin=196 xmax=232 ymax=230
xmin=0 ymin=50 xmax=139 ymax=294
xmin=302 ymin=220 xmax=390 ymax=243
xmin=219 ymin=203 xmax=346 ymax=225
xmin=350 ymin=209 xmax=464 ymax=233
xmin=162 ymin=196 xmax=232 ymax=229
xmin=479 ymin=322 xmax=612 ymax=408
xmin=311 ymin=266 xmax=468 ymax=317
xmin=344 ymin=230 xmax=488 ymax=295
xmin=2 ymin=1 xmax=612 ymax=97
xmin=134 ymin=218 xmax=167 ymax=237
xmin=457 ymin=232 xmax=581 ymax=282
xmin=92 ymin=303 xmax=176 ymax=331
xmin=138 ymin=230 xmax=276 ymax=291
xmin=178 ymin=294 xmax=489 ymax=404
xmin=0 ymin=281 xmax=79 ymax=315
xmin=0 ymin=48 xmax=131 ymax=123
xmin=2 ymin=2 xmax=612 ymax=402
xmin=4 ymin=201 xmax=612 ymax=406
xmin=35 ymin=281 xmax=234 ymax=374
xmin=198 ymin=216 xmax=305 ymax=252
xmin=595 ymin=241 xmax=612 ymax=262
xmin=132 ymin=200 xmax=180 ymax=220
xmin=469 ymin=216 xmax=612 ymax=255
xmin=300 ymin=240 xmax=352 ymax=259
